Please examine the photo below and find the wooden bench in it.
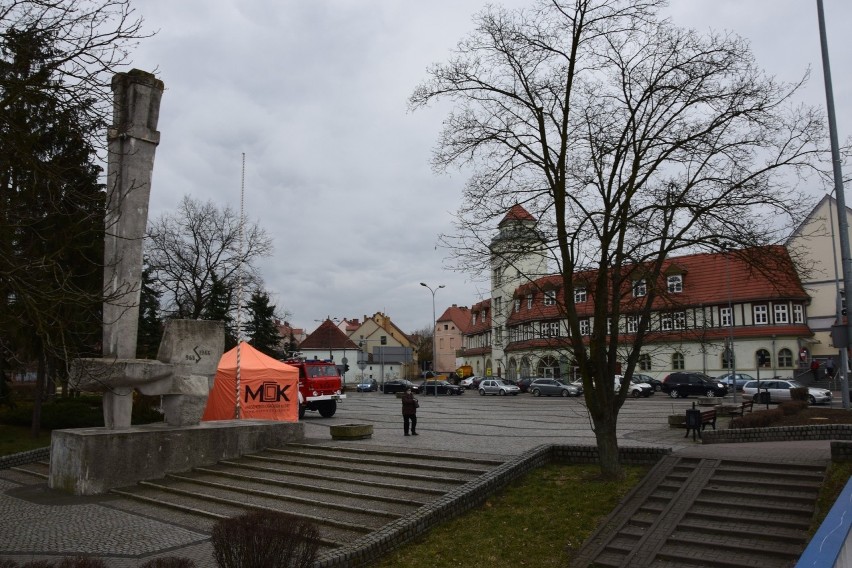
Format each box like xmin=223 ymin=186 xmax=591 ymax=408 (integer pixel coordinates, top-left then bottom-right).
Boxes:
xmin=685 ymin=409 xmax=717 ymax=440
xmin=724 ymin=400 xmax=754 ymax=417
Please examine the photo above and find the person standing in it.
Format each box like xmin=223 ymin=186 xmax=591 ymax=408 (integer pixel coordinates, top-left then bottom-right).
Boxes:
xmin=810 ymin=359 xmax=820 ymax=381
xmin=401 ymin=388 xmax=419 ymax=436
xmin=826 ymin=358 xmax=836 ymax=380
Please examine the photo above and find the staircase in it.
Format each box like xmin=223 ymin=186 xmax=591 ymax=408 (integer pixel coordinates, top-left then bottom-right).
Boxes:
xmin=5 ymin=443 xmax=503 ymax=556
xmin=571 ymin=455 xmax=825 ymax=568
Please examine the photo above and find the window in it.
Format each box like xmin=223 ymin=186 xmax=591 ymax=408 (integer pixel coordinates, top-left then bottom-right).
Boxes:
xmin=544 ymin=290 xmax=556 ymax=306
xmin=667 ymin=274 xmax=683 ymax=293
xmin=514 ymin=298 xmax=520 ymax=313
xmin=778 ymin=348 xmax=793 ymax=367
xmin=607 ymin=318 xmax=613 ymax=335
xmin=472 ymin=313 xmax=477 ymax=326
xmin=753 ymin=305 xmax=768 ymax=324
xmin=720 ymin=307 xmax=732 ymax=327
xmin=722 ymin=347 xmax=735 ymax=370
xmin=673 ymin=311 xmax=686 ymax=330
xmin=661 ymin=313 xmax=673 ymax=331
xmin=639 ymin=354 xmax=652 ymax=371
xmin=526 ymin=294 xmax=533 ymax=309
xmin=494 ymin=297 xmax=502 ymax=317
xmin=633 ymin=279 xmax=647 ymax=298
xmin=579 ymin=319 xmax=590 ymax=336
xmin=773 ymin=304 xmax=788 ymax=324
xmin=574 ymin=287 xmax=587 ymax=303
xmin=756 ymin=348 xmax=771 ymax=368
xmin=627 ymin=315 xmax=639 ymax=333
xmin=544 ymin=321 xmax=559 ymax=337
xmin=671 ymin=352 xmax=685 ymax=370
xmin=793 ymin=304 xmax=804 ymax=323
xmin=493 ymin=267 xmax=502 ymax=285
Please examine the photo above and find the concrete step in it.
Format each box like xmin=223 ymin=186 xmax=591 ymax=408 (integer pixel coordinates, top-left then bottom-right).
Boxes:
xmin=655 ymin=540 xmax=801 ymax=568
xmin=8 ymin=460 xmax=49 ymax=480
xmin=241 ymin=452 xmax=474 ymax=485
xmin=569 ymin=453 xmax=824 ymax=568
xmin=102 ymin=441 xmax=503 ymax=557
xmin=261 ymin=447 xmax=492 ymax=476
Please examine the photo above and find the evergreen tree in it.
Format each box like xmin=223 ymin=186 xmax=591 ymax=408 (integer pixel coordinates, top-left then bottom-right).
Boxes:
xmin=0 ymin=28 xmax=105 ymax=433
xmin=136 ymin=263 xmax=163 ymax=358
xmin=203 ymin=273 xmax=236 ymax=350
xmin=245 ymin=290 xmax=282 ymax=359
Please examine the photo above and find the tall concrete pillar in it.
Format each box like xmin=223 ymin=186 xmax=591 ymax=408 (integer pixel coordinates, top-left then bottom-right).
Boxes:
xmin=103 ymin=70 xmax=163 ymax=359
xmin=101 ymin=70 xmax=163 ymax=426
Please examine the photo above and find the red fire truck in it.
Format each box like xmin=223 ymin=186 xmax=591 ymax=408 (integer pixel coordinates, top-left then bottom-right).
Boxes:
xmin=285 ymin=358 xmax=346 ymax=419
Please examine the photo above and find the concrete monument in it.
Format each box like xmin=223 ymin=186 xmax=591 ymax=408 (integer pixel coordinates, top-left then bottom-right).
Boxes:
xmin=52 ymin=70 xmax=303 ymax=496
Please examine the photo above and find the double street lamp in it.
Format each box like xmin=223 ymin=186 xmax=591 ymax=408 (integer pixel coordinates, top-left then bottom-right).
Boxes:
xmin=421 ymin=282 xmax=444 ymax=396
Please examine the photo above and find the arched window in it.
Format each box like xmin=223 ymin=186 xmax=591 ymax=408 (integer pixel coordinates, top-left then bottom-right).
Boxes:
xmin=778 ymin=348 xmax=793 ymax=368
xmin=519 ymin=357 xmax=532 ymax=378
xmin=672 ymin=352 xmax=685 ymax=370
xmin=537 ymin=355 xmax=559 ymax=378
xmin=756 ymin=349 xmax=771 ymax=368
xmin=507 ymin=357 xmax=518 ymax=380
xmin=639 ymin=354 xmax=652 ymax=371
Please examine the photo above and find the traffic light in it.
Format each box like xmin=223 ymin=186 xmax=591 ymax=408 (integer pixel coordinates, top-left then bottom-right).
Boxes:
xmin=841 ymin=289 xmax=847 ymax=317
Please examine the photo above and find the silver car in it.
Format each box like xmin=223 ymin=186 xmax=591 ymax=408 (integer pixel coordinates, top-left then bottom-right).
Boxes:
xmin=529 ymin=378 xmax=581 ymax=397
xmin=478 ymin=379 xmax=521 ymax=396
xmin=742 ymin=379 xmax=832 ymax=405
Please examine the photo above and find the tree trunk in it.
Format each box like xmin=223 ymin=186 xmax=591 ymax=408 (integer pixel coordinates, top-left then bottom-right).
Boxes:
xmin=31 ymin=353 xmax=45 ymax=439
xmin=592 ymin=413 xmax=622 ymax=479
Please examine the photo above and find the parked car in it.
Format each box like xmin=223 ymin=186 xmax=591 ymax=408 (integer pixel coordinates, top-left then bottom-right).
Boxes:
xmin=715 ymin=373 xmax=756 ymax=392
xmin=419 ymin=380 xmax=464 ymax=395
xmin=742 ymin=379 xmax=832 ymax=405
xmin=459 ymin=376 xmax=476 ymax=389
xmin=478 ymin=379 xmax=521 ymax=396
xmin=470 ymin=376 xmax=487 ymax=389
xmin=356 ymin=379 xmax=378 ymax=392
xmin=630 ymin=373 xmax=662 ymax=392
xmin=529 ymin=378 xmax=582 ymax=397
xmin=382 ymin=380 xmax=421 ymax=394
xmin=615 ymin=376 xmax=653 ymax=398
xmin=661 ymin=372 xmax=728 ymax=398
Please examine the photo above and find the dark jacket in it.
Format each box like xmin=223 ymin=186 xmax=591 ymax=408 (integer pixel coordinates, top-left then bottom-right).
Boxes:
xmin=401 ymin=392 xmax=418 ymax=416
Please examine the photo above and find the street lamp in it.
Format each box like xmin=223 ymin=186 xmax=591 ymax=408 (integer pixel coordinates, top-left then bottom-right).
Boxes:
xmin=421 ymin=282 xmax=444 ymax=396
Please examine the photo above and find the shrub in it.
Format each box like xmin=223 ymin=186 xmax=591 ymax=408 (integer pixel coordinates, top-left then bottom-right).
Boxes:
xmin=779 ymin=400 xmax=808 ymax=415
xmin=54 ymin=557 xmax=107 ymax=568
xmin=0 ymin=395 xmax=163 ymax=429
xmin=730 ymin=408 xmax=784 ymax=429
xmin=211 ymin=511 xmax=321 ymax=568
xmin=790 ymin=387 xmax=808 ymax=401
xmin=138 ymin=558 xmax=196 ymax=568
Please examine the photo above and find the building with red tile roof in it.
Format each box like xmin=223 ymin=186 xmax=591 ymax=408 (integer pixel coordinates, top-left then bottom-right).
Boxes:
xmin=460 ymin=204 xmax=814 ymax=382
xmin=434 ymin=304 xmax=472 ymax=373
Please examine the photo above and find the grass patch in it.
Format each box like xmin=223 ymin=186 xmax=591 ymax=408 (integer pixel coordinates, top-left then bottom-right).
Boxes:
xmin=374 ymin=463 xmax=649 ymax=568
xmin=809 ymin=460 xmax=852 ymax=537
xmin=0 ymin=424 xmax=51 ymax=456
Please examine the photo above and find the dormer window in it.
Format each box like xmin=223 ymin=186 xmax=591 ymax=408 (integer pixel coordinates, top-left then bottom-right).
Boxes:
xmin=526 ymin=294 xmax=533 ymax=309
xmin=667 ymin=274 xmax=683 ymax=293
xmin=633 ymin=279 xmax=647 ymax=298
xmin=574 ymin=287 xmax=587 ymax=303
xmin=514 ymin=298 xmax=520 ymax=313
xmin=544 ymin=290 xmax=556 ymax=306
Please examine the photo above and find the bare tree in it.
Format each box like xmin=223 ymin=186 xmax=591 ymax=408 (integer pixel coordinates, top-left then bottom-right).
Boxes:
xmin=145 ymin=195 xmax=274 ymax=320
xmin=410 ymin=0 xmax=831 ymax=476
xmin=1 ymin=0 xmax=150 ymax=149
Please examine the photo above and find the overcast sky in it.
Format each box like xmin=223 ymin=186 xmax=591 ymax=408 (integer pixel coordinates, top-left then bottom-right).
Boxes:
xmin=128 ymin=0 xmax=852 ymax=336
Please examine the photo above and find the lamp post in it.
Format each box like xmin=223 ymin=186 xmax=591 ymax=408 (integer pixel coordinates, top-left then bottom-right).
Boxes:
xmin=421 ymin=282 xmax=444 ymax=396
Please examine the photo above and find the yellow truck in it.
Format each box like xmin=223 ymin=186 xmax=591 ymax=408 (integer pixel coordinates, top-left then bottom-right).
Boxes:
xmin=455 ymin=365 xmax=474 ymax=379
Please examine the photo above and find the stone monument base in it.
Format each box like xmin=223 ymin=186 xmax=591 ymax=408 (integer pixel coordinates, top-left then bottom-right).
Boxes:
xmin=49 ymin=419 xmax=303 ymax=495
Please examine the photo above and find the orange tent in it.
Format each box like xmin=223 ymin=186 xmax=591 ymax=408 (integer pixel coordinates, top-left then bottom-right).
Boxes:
xmin=202 ymin=342 xmax=299 ymax=422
